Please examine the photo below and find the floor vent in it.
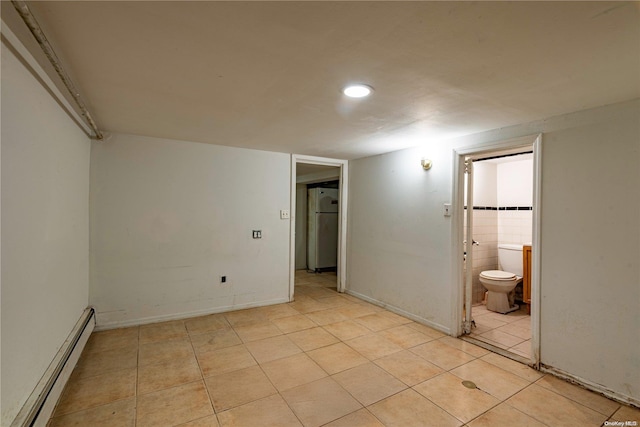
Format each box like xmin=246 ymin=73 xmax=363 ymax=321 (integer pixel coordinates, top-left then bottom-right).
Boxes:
xmin=11 ymin=307 xmax=95 ymax=427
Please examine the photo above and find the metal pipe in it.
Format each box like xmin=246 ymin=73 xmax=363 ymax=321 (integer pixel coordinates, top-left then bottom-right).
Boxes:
xmin=11 ymin=0 xmax=103 ymax=140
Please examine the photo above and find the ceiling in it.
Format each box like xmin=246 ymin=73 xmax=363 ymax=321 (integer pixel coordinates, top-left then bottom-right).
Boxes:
xmin=15 ymin=1 xmax=640 ymax=159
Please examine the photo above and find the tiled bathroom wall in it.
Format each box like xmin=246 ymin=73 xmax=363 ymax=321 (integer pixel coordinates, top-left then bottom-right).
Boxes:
xmin=498 ymin=209 xmax=533 ymax=245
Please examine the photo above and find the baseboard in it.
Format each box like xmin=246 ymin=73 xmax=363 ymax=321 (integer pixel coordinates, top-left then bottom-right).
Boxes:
xmin=11 ymin=308 xmax=95 ymax=427
xmin=540 ymin=364 xmax=640 ymax=409
xmin=345 ymin=289 xmax=451 ymax=335
xmin=94 ymin=297 xmax=290 ymax=331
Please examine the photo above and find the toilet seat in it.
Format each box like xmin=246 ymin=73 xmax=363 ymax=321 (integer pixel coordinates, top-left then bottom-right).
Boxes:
xmin=480 ymin=270 xmax=516 ymax=281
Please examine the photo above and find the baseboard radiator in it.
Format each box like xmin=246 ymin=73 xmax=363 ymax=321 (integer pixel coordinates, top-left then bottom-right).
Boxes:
xmin=11 ymin=307 xmax=95 ymax=427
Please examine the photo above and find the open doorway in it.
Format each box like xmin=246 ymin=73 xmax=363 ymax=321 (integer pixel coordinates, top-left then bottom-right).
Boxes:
xmin=452 ymin=135 xmax=542 ymax=367
xmin=289 ymin=155 xmax=348 ymax=302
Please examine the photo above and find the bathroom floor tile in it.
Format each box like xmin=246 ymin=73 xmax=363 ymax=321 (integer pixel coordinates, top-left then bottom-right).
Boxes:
xmin=450 ymin=359 xmax=531 ymax=400
xmin=245 ymin=334 xmax=301 ymax=364
xmin=323 ymin=408 xmax=385 ymax=427
xmin=478 ymin=329 xmax=524 ymax=348
xmin=48 ymin=398 xmax=135 ymax=427
xmin=281 ymin=377 xmax=362 ymax=427
xmin=205 ymin=365 xmax=277 ymax=412
xmin=368 ymin=388 xmax=462 ymax=427
xmin=261 ymin=353 xmax=327 ymax=391
xmin=270 ymin=314 xmax=317 ymax=333
xmin=535 ymin=374 xmax=620 ymax=416
xmin=410 ymin=340 xmax=476 ymax=370
xmin=196 ymin=344 xmax=257 ymax=377
xmin=494 ymin=322 xmax=531 ymax=340
xmin=139 ymin=336 xmax=194 ymax=367
xmin=413 ymin=372 xmax=500 ymax=423
xmin=216 ymin=394 xmax=302 ymax=427
xmin=190 ymin=328 xmax=242 ymax=354
xmin=374 ymin=350 xmax=443 ymax=386
xmin=136 ymin=380 xmax=213 ymax=427
xmin=479 ymin=353 xmax=542 ymax=382
xmin=307 ymin=342 xmax=368 ymax=374
xmin=54 ymin=368 xmax=137 ymax=416
xmin=438 ymin=336 xmax=490 ymax=357
xmin=507 ymin=384 xmax=608 ymax=426
xmin=322 ymin=320 xmax=372 ymax=341
xmin=509 ymin=340 xmax=532 ymax=358
xmin=138 ymin=354 xmax=201 ymax=395
xmin=287 ymin=327 xmax=339 ymax=351
xmin=466 ymin=402 xmax=546 ymax=427
xmin=333 ymin=362 xmax=406 ymax=406
xmin=139 ymin=320 xmax=187 ymax=344
xmin=345 ymin=333 xmax=403 ymax=360
xmin=185 ymin=314 xmax=230 ymax=335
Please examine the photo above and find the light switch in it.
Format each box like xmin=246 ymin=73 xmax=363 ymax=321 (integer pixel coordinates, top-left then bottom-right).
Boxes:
xmin=280 ymin=209 xmax=290 ymax=219
xmin=444 ymin=203 xmax=452 ymax=217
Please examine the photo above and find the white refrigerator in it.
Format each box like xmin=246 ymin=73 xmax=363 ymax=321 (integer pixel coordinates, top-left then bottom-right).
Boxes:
xmin=307 ymin=188 xmax=339 ymax=271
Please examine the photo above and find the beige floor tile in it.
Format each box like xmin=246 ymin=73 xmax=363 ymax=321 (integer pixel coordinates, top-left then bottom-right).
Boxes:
xmin=406 ymin=322 xmax=447 ymax=339
xmin=307 ymin=342 xmax=368 ymax=375
xmin=438 ymin=336 xmax=490 ymax=357
xmin=315 ymin=295 xmax=350 ymax=308
xmin=333 ymin=362 xmax=407 ymax=406
xmin=467 ymin=402 xmax=546 ymax=427
xmin=197 ymin=344 xmax=257 ymax=377
xmin=82 ymin=327 xmax=139 ymax=355
xmin=245 ymin=335 xmax=301 ymax=363
xmin=217 ymin=394 xmax=302 ymax=427
xmin=610 ymin=405 xmax=640 ymax=422
xmin=535 ymin=374 xmax=620 ymax=416
xmin=54 ymin=368 xmax=136 ymax=416
xmin=287 ymin=327 xmax=339 ymax=351
xmin=48 ymin=398 xmax=135 ymax=427
xmin=374 ymin=350 xmax=443 ymax=386
xmin=323 ymin=408 xmax=385 ymax=427
xmin=413 ymin=372 xmax=500 ymax=423
xmin=73 ymin=346 xmax=137 ymax=379
xmin=333 ymin=303 xmax=379 ymax=319
xmin=478 ymin=329 xmax=524 ymax=348
xmin=378 ymin=324 xmax=433 ymax=348
xmin=139 ymin=320 xmax=187 ymax=344
xmin=233 ymin=322 xmax=283 ymax=343
xmin=368 ymin=388 xmax=462 ymax=427
xmin=137 ymin=380 xmax=213 ymax=427
xmin=205 ymin=365 xmax=277 ymax=412
xmin=323 ymin=320 xmax=372 ymax=341
xmin=450 ymin=359 xmax=531 ymax=400
xmin=345 ymin=333 xmax=403 ymax=360
xmin=139 ymin=336 xmax=194 ymax=366
xmin=138 ymin=354 xmax=201 ymax=395
xmin=473 ymin=315 xmax=508 ymax=331
xmin=281 ymin=377 xmax=362 ymax=427
xmin=510 ymin=317 xmax=532 ymax=330
xmin=190 ymin=328 xmax=242 ymax=354
xmin=224 ymin=308 xmax=269 ymax=327
xmin=354 ymin=313 xmax=406 ymax=331
xmin=410 ymin=340 xmax=476 ymax=370
xmin=271 ymin=314 xmax=317 ymax=333
xmin=288 ymin=298 xmax=332 ymax=314
xmin=479 ymin=353 xmax=542 ymax=382
xmin=495 ymin=322 xmax=531 ymax=340
xmin=259 ymin=304 xmax=300 ymax=320
xmin=261 ymin=353 xmax=328 ymax=391
xmin=177 ymin=415 xmax=220 ymax=426
xmin=509 ymin=340 xmax=532 ymax=358
xmin=185 ymin=314 xmax=230 ymax=335
xmin=507 ymin=384 xmax=608 ymax=426
xmin=306 ymin=308 xmax=351 ymax=326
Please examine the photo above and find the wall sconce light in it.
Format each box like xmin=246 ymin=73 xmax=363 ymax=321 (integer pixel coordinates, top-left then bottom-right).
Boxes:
xmin=421 ymin=159 xmax=433 ymax=170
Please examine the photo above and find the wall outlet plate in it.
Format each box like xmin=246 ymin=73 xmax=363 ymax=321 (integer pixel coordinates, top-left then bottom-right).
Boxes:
xmin=280 ymin=209 xmax=290 ymax=219
xmin=444 ymin=203 xmax=452 ymax=217
xmin=252 ymin=230 xmax=262 ymax=239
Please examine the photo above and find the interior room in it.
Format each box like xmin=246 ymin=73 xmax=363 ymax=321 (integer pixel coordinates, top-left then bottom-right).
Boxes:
xmin=2 ymin=2 xmax=639 ymax=426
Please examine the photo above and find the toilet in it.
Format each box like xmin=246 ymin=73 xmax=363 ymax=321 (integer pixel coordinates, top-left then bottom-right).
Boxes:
xmin=480 ymin=244 xmax=523 ymax=314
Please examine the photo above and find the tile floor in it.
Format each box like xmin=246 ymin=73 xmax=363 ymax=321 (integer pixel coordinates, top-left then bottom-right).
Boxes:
xmin=47 ymin=270 xmax=639 ymax=426
xmin=468 ymin=303 xmax=532 ymax=359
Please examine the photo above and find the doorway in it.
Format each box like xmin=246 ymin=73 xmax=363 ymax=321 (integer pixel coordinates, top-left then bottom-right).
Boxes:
xmin=451 ymin=134 xmax=542 ymax=367
xmin=289 ymin=155 xmax=348 ymax=302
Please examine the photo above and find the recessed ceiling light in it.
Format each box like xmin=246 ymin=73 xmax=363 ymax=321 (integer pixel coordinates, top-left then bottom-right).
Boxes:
xmin=342 ymin=84 xmax=373 ymax=98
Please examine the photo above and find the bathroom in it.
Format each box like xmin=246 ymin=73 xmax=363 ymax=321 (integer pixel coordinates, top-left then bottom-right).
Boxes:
xmin=465 ymin=151 xmax=534 ymax=359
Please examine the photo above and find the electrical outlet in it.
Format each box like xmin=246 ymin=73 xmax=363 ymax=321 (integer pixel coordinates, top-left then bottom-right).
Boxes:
xmin=221 ymin=276 xmax=226 ymax=283
xmin=444 ymin=203 xmax=452 ymax=217
xmin=252 ymin=230 xmax=262 ymax=239
xmin=280 ymin=209 xmax=290 ymax=219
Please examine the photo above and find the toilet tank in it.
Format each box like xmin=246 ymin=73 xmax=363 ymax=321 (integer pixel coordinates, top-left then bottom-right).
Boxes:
xmin=498 ymin=244 xmax=523 ymax=276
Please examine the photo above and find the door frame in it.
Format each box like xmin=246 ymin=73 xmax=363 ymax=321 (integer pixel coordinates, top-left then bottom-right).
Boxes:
xmin=450 ymin=134 xmax=542 ymax=367
xmin=289 ymin=154 xmax=349 ymax=301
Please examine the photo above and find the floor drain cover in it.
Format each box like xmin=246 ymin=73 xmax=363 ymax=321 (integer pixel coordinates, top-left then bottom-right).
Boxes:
xmin=462 ymin=380 xmax=477 ymax=389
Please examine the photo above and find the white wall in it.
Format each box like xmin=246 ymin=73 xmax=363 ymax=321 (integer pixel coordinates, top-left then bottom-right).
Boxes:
xmin=497 ymin=159 xmax=533 ymax=206
xmin=472 ymin=162 xmax=497 ymax=207
xmin=1 ymin=43 xmax=90 ymax=425
xmin=347 ymin=99 xmax=640 ymax=402
xmin=89 ymin=134 xmax=291 ymax=328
